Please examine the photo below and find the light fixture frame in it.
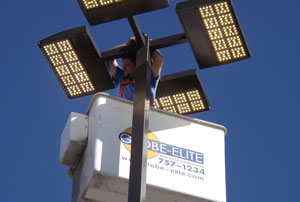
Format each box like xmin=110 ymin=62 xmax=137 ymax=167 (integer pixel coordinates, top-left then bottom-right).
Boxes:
xmin=38 ymin=26 xmax=115 ymax=99
xmin=154 ymin=69 xmax=210 ymax=115
xmin=77 ymin=0 xmax=170 ymax=25
xmin=176 ymin=0 xmax=250 ymax=69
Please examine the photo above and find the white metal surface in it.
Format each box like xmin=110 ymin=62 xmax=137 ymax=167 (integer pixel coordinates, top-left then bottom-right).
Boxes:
xmin=70 ymin=93 xmax=227 ymax=202
xmin=59 ymin=112 xmax=88 ymax=167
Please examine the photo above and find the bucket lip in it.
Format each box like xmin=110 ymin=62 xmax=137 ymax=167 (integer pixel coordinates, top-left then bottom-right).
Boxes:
xmin=87 ymin=92 xmax=227 ymax=136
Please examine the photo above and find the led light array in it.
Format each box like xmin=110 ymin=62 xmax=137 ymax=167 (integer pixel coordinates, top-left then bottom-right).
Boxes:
xmin=154 ymin=89 xmax=206 ymax=115
xmin=199 ymin=2 xmax=246 ymax=62
xmin=82 ymin=0 xmax=127 ymax=9
xmin=43 ymin=40 xmax=95 ymax=97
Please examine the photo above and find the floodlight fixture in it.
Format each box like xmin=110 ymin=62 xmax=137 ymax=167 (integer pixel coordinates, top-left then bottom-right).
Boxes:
xmin=176 ymin=0 xmax=250 ymax=69
xmin=77 ymin=0 xmax=170 ymax=25
xmin=38 ymin=26 xmax=115 ymax=99
xmin=154 ymin=69 xmax=210 ymax=115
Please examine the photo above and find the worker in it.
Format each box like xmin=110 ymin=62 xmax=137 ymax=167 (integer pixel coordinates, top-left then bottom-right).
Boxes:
xmin=107 ymin=37 xmax=163 ymax=105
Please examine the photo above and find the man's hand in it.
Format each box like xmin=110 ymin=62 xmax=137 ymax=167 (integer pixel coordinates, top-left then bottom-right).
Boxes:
xmin=127 ymin=37 xmax=136 ymax=46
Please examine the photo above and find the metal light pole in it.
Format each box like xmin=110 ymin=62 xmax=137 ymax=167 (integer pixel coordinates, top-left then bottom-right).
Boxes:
xmin=125 ymin=16 xmax=151 ymax=202
xmin=128 ymin=35 xmax=151 ymax=202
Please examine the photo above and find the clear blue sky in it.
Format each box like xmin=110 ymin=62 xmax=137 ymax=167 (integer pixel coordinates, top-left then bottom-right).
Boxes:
xmin=1 ymin=0 xmax=299 ymax=201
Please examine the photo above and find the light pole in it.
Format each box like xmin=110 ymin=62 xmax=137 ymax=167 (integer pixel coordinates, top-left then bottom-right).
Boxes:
xmin=128 ymin=34 xmax=151 ymax=202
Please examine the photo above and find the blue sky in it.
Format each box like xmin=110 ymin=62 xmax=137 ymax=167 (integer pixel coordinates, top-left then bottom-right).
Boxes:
xmin=1 ymin=0 xmax=300 ymax=201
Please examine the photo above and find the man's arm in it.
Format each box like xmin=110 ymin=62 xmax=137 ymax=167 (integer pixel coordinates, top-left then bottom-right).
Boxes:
xmin=107 ymin=37 xmax=136 ymax=79
xmin=150 ymin=49 xmax=163 ymax=78
xmin=107 ymin=59 xmax=118 ymax=79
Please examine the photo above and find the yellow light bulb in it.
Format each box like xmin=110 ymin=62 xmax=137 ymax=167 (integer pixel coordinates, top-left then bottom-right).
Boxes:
xmin=199 ymin=6 xmax=215 ymax=18
xmin=190 ymin=100 xmax=205 ymax=111
xmin=187 ymin=90 xmax=201 ymax=101
xmin=212 ymin=39 xmax=227 ymax=51
xmin=216 ymin=50 xmax=231 ymax=62
xmin=75 ymin=72 xmax=89 ymax=83
xmin=55 ymin=65 xmax=70 ymax=76
xmin=223 ymin=25 xmax=238 ymax=37
xmin=163 ymin=106 xmax=177 ymax=114
xmin=231 ymin=47 xmax=246 ymax=58
xmin=204 ymin=17 xmax=219 ymax=29
xmin=62 ymin=75 xmax=76 ymax=86
xmin=67 ymin=85 xmax=82 ymax=96
xmin=154 ymin=99 xmax=160 ymax=108
xmin=50 ymin=55 xmax=65 ymax=66
xmin=227 ymin=36 xmax=242 ymax=48
xmin=98 ymin=0 xmax=126 ymax=7
xmin=159 ymin=96 xmax=173 ymax=107
xmin=173 ymin=93 xmax=187 ymax=104
xmin=177 ymin=103 xmax=191 ymax=114
xmin=44 ymin=44 xmax=59 ymax=56
xmin=214 ymin=2 xmax=230 ymax=15
xmin=208 ymin=28 xmax=223 ymax=40
xmin=80 ymin=82 xmax=95 ymax=92
xmin=57 ymin=40 xmax=72 ymax=52
xmin=219 ymin=14 xmax=234 ymax=26
xmin=69 ymin=62 xmax=84 ymax=73
xmin=63 ymin=51 xmax=78 ymax=63
xmin=83 ymin=0 xmax=99 ymax=9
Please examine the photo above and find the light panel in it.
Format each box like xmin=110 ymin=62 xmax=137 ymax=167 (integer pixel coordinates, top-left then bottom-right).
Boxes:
xmin=38 ymin=26 xmax=115 ymax=99
xmin=82 ymin=0 xmax=127 ymax=9
xmin=154 ymin=69 xmax=209 ymax=115
xmin=77 ymin=0 xmax=170 ymax=25
xmin=176 ymin=0 xmax=250 ymax=69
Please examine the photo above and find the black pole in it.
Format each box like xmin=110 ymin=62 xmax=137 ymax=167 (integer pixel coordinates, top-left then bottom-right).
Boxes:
xmin=128 ymin=35 xmax=151 ymax=202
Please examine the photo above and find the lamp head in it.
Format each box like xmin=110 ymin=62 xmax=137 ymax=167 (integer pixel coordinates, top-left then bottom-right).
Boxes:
xmin=176 ymin=0 xmax=250 ymax=69
xmin=38 ymin=26 xmax=115 ymax=99
xmin=154 ymin=69 xmax=210 ymax=115
xmin=78 ymin=0 xmax=170 ymax=25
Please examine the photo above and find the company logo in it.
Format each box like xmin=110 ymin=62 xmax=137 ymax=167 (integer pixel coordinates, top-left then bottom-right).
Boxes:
xmin=119 ymin=128 xmax=204 ymax=164
xmin=119 ymin=128 xmax=159 ymax=158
